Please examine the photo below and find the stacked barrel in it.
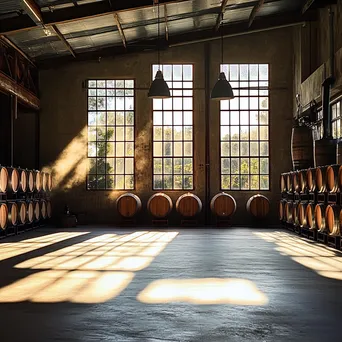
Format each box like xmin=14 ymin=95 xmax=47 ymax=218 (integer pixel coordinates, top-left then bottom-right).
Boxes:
xmin=280 ymin=164 xmax=342 ymax=248
xmin=0 ymin=166 xmax=53 ymax=233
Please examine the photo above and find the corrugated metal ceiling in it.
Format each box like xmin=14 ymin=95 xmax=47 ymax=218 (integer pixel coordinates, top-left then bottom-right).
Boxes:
xmin=1 ymin=0 xmax=309 ymax=61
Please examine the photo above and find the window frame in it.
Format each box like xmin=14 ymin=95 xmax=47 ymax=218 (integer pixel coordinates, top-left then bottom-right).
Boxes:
xmin=86 ymin=78 xmax=136 ymax=191
xmin=219 ymin=63 xmax=270 ymax=191
xmin=151 ymin=64 xmax=195 ymax=191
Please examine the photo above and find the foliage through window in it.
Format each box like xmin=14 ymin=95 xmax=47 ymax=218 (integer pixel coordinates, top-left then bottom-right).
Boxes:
xmin=87 ymin=80 xmax=134 ymax=190
xmin=152 ymin=64 xmax=194 ymax=190
xmin=220 ymin=64 xmax=269 ymax=190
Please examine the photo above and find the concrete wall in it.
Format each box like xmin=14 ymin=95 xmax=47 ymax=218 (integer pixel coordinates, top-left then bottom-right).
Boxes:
xmin=39 ymin=27 xmax=294 ymax=226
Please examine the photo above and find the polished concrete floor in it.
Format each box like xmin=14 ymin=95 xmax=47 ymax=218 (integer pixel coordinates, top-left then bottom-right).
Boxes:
xmin=0 ymin=227 xmax=341 ymax=342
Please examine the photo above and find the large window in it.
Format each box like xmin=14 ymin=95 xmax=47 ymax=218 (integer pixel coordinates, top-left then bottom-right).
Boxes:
xmin=220 ymin=64 xmax=269 ymax=190
xmin=332 ymin=100 xmax=341 ymax=138
xmin=152 ymin=64 xmax=194 ymax=190
xmin=87 ymin=80 xmax=134 ymax=190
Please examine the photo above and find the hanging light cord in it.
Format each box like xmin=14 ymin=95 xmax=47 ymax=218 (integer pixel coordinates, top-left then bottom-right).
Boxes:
xmin=221 ymin=12 xmax=224 ymax=66
xmin=158 ymin=1 xmax=160 ymax=69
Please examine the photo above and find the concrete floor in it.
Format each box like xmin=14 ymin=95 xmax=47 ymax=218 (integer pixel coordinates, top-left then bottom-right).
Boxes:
xmin=0 ymin=227 xmax=341 ymax=342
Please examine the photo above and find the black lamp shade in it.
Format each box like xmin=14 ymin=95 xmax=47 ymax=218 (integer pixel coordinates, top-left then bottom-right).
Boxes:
xmin=148 ymin=70 xmax=171 ymax=99
xmin=211 ymin=72 xmax=234 ymax=100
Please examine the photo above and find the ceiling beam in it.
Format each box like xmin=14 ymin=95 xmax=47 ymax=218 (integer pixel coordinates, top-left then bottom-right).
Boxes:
xmin=37 ymin=10 xmax=315 ymax=68
xmin=248 ymin=0 xmax=265 ymax=28
xmin=302 ymin=0 xmax=337 ymax=14
xmin=113 ymin=13 xmax=126 ymax=49
xmin=214 ymin=0 xmax=228 ymax=31
xmin=21 ymin=0 xmax=43 ymax=24
xmin=164 ymin=4 xmax=169 ymax=41
xmin=0 ymin=0 xmax=189 ymax=35
xmin=51 ymin=24 xmax=76 ymax=58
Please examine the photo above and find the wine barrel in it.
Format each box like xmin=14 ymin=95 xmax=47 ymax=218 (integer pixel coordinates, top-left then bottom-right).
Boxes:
xmin=176 ymin=193 xmax=202 ymax=217
xmin=337 ymin=140 xmax=342 ymax=164
xmin=292 ymin=202 xmax=300 ymax=226
xmin=42 ymin=172 xmax=48 ymax=192
xmin=147 ymin=193 xmax=173 ymax=218
xmin=33 ymin=200 xmax=40 ymax=221
xmin=315 ymin=166 xmax=328 ymax=193
xmin=326 ymin=164 xmax=341 ymax=193
xmin=40 ymin=200 xmax=47 ymax=220
xmin=280 ymin=173 xmax=287 ymax=193
xmin=246 ymin=195 xmax=270 ymax=218
xmin=34 ymin=170 xmax=42 ymax=192
xmin=285 ymin=201 xmax=293 ymax=224
xmin=291 ymin=172 xmax=300 ymax=193
xmin=27 ymin=201 xmax=34 ymax=223
xmin=0 ymin=166 xmax=8 ymax=193
xmin=325 ymin=204 xmax=341 ymax=236
xmin=7 ymin=202 xmax=18 ymax=226
xmin=210 ymin=192 xmax=237 ymax=217
xmin=305 ymin=202 xmax=316 ymax=229
xmin=27 ymin=170 xmax=35 ymax=193
xmin=314 ymin=203 xmax=327 ymax=232
xmin=0 ymin=203 xmax=8 ymax=230
xmin=291 ymin=125 xmax=314 ymax=170
xmin=306 ymin=168 xmax=316 ymax=192
xmin=18 ymin=168 xmax=28 ymax=193
xmin=279 ymin=200 xmax=286 ymax=221
xmin=314 ymin=138 xmax=337 ymax=167
xmin=298 ymin=169 xmax=307 ymax=193
xmin=18 ymin=201 xmax=27 ymax=224
xmin=116 ymin=193 xmax=142 ymax=218
xmin=6 ymin=167 xmax=19 ymax=193
xmin=298 ymin=202 xmax=308 ymax=227
xmin=47 ymin=200 xmax=52 ymax=219
xmin=286 ymin=173 xmax=293 ymax=193
xmin=47 ymin=173 xmax=53 ymax=192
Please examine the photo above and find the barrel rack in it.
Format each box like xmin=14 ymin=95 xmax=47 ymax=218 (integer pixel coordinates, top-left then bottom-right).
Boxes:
xmin=280 ymin=166 xmax=342 ymax=250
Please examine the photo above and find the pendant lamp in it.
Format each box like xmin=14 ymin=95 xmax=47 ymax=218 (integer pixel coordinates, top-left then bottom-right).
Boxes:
xmin=211 ymin=13 xmax=234 ymax=101
xmin=148 ymin=1 xmax=170 ymax=98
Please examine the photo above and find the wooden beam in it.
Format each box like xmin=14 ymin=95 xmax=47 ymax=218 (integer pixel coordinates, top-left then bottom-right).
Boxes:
xmin=302 ymin=0 xmax=337 ymax=14
xmin=164 ymin=4 xmax=169 ymax=41
xmin=51 ymin=24 xmax=76 ymax=58
xmin=113 ymin=13 xmax=126 ymax=49
xmin=248 ymin=0 xmax=265 ymax=28
xmin=214 ymin=0 xmax=228 ymax=31
xmin=0 ymin=35 xmax=36 ymax=67
xmin=0 ymin=0 xmax=189 ymax=34
xmin=0 ymin=71 xmax=40 ymax=110
xmin=21 ymin=0 xmax=43 ymax=23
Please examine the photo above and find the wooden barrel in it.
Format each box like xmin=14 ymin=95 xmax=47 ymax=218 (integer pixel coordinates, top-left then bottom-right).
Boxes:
xmin=27 ymin=170 xmax=35 ymax=193
xmin=325 ymin=204 xmax=341 ymax=236
xmin=292 ymin=202 xmax=300 ymax=226
xmin=176 ymin=193 xmax=202 ymax=217
xmin=210 ymin=192 xmax=237 ymax=217
xmin=286 ymin=173 xmax=293 ymax=193
xmin=7 ymin=202 xmax=18 ymax=226
xmin=40 ymin=200 xmax=47 ymax=220
xmin=41 ymin=172 xmax=48 ymax=192
xmin=18 ymin=201 xmax=27 ymax=224
xmin=314 ymin=138 xmax=337 ymax=167
xmin=337 ymin=140 xmax=342 ymax=164
xmin=305 ymin=202 xmax=316 ymax=229
xmin=314 ymin=203 xmax=327 ymax=232
xmin=18 ymin=168 xmax=28 ymax=193
xmin=291 ymin=125 xmax=314 ymax=170
xmin=47 ymin=200 xmax=52 ymax=219
xmin=6 ymin=167 xmax=19 ymax=193
xmin=306 ymin=168 xmax=316 ymax=192
xmin=27 ymin=201 xmax=34 ymax=223
xmin=246 ymin=194 xmax=270 ymax=218
xmin=291 ymin=172 xmax=300 ymax=193
xmin=298 ymin=169 xmax=307 ymax=193
xmin=326 ymin=164 xmax=341 ymax=193
xmin=0 ymin=203 xmax=8 ymax=230
xmin=34 ymin=170 xmax=42 ymax=192
xmin=147 ymin=193 xmax=173 ymax=218
xmin=0 ymin=166 xmax=8 ymax=193
xmin=116 ymin=193 xmax=142 ymax=218
xmin=315 ymin=166 xmax=328 ymax=193
xmin=279 ymin=200 xmax=286 ymax=221
xmin=285 ymin=201 xmax=293 ymax=224
xmin=47 ymin=173 xmax=53 ymax=192
xmin=33 ymin=200 xmax=40 ymax=221
xmin=280 ymin=173 xmax=287 ymax=193
xmin=298 ymin=202 xmax=308 ymax=227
